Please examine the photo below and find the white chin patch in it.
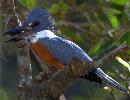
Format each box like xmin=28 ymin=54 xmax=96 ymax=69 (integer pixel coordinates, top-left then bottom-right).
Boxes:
xmin=30 ymin=30 xmax=57 ymax=43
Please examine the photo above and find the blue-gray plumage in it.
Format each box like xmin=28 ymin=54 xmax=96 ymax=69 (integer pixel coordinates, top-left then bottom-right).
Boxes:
xmin=38 ymin=37 xmax=92 ymax=65
xmin=30 ymin=31 xmax=128 ymax=93
xmin=23 ymin=8 xmax=54 ymax=33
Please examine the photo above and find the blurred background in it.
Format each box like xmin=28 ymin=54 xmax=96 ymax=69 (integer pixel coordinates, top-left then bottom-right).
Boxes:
xmin=0 ymin=0 xmax=130 ymax=100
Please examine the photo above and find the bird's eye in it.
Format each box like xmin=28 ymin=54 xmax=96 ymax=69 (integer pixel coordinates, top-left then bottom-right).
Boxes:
xmin=29 ymin=21 xmax=40 ymax=27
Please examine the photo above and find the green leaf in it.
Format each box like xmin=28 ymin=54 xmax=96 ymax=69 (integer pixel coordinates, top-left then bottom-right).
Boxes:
xmin=18 ymin=0 xmax=36 ymax=10
xmin=103 ymin=7 xmax=121 ymax=28
xmin=103 ymin=7 xmax=121 ymax=15
xmin=120 ymin=32 xmax=130 ymax=46
xmin=88 ymin=41 xmax=102 ymax=56
xmin=49 ymin=4 xmax=59 ymax=14
xmin=93 ymin=39 xmax=115 ymax=58
xmin=109 ymin=0 xmax=129 ymax=6
xmin=109 ymin=15 xmax=118 ymax=28
xmin=49 ymin=3 xmax=69 ymax=19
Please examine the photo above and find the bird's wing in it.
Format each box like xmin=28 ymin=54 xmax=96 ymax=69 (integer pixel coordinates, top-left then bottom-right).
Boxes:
xmin=37 ymin=37 xmax=93 ymax=65
xmin=30 ymin=36 xmax=92 ymax=70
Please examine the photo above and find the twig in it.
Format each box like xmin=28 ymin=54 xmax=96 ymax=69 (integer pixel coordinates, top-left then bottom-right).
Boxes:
xmin=16 ymin=40 xmax=32 ymax=100
xmin=56 ymin=20 xmax=88 ymax=33
xmin=96 ymin=42 xmax=129 ymax=67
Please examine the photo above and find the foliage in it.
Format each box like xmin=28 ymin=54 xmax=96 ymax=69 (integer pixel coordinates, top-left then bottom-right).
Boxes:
xmin=1 ymin=0 xmax=130 ymax=100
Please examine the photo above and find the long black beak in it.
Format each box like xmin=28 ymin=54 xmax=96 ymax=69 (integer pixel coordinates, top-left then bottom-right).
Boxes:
xmin=3 ymin=21 xmax=40 ymax=36
xmin=3 ymin=26 xmax=26 ymax=42
xmin=3 ymin=26 xmax=25 ymax=36
xmin=3 ymin=21 xmax=40 ymax=42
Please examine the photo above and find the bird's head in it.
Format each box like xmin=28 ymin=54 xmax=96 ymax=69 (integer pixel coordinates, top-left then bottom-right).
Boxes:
xmin=3 ymin=8 xmax=54 ymax=42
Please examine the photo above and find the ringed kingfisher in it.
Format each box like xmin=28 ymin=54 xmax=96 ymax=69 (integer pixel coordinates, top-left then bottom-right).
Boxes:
xmin=3 ymin=8 xmax=128 ymax=93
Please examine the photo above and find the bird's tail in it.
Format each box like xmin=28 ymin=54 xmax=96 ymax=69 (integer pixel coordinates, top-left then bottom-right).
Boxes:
xmin=95 ymin=68 xmax=129 ymax=94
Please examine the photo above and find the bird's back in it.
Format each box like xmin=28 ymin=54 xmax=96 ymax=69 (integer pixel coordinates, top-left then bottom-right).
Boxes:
xmin=31 ymin=35 xmax=93 ymax=68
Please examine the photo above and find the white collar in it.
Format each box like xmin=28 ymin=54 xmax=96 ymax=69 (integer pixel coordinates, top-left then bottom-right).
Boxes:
xmin=31 ymin=30 xmax=57 ymax=43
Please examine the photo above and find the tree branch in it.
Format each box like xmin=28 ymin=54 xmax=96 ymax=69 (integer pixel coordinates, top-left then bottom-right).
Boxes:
xmin=96 ymin=42 xmax=129 ymax=67
xmin=16 ymin=40 xmax=32 ymax=100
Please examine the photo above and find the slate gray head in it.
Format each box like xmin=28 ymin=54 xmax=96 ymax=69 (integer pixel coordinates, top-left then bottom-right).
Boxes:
xmin=23 ymin=8 xmax=54 ymax=33
xmin=3 ymin=8 xmax=54 ymax=37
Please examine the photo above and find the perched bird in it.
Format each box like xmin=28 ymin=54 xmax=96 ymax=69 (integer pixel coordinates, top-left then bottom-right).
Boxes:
xmin=3 ymin=8 xmax=128 ymax=93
